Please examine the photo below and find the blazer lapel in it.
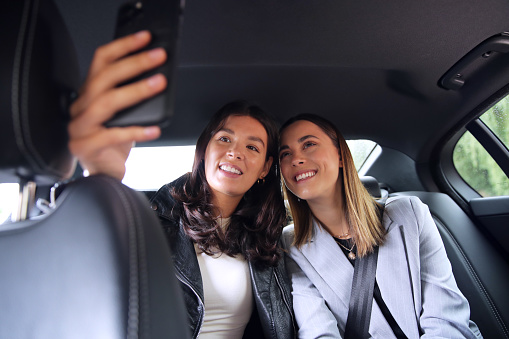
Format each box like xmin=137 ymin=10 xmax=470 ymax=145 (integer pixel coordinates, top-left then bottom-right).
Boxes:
xmin=299 ymin=219 xmax=354 ymax=310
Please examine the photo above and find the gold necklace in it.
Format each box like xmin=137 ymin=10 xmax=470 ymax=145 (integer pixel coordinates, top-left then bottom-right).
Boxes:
xmin=334 ymin=231 xmax=350 ymax=239
xmin=334 ymin=238 xmax=356 ymax=260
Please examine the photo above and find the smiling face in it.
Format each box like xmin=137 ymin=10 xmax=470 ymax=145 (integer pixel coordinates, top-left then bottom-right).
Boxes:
xmin=204 ymin=115 xmax=272 ymax=209
xmin=279 ymin=120 xmax=343 ymax=203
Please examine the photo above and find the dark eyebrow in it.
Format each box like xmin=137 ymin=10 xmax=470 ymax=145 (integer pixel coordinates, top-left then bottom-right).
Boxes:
xmin=248 ymin=136 xmax=266 ymax=147
xmin=279 ymin=135 xmax=318 ymax=152
xmin=298 ymin=135 xmax=319 ymax=143
xmin=218 ymin=127 xmax=266 ymax=148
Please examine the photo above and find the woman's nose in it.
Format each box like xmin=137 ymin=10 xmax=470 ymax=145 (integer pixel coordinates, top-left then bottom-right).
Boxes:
xmin=227 ymin=146 xmax=243 ymax=160
xmin=291 ymin=154 xmax=305 ymax=167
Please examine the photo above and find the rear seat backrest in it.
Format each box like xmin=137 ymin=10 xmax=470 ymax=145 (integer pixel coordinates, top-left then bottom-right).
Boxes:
xmin=360 ymin=176 xmax=382 ymax=199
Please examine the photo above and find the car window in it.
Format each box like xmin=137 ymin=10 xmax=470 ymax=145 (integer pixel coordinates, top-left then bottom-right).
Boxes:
xmin=123 ymin=145 xmax=196 ymax=190
xmin=123 ymin=140 xmax=378 ymax=190
xmin=347 ymin=140 xmax=378 ymax=171
xmin=453 ymin=95 xmax=509 ymax=197
xmin=0 ymin=183 xmax=19 ymax=224
xmin=480 ymin=96 xmax=509 ymax=146
xmin=0 ymin=140 xmax=378 ymax=223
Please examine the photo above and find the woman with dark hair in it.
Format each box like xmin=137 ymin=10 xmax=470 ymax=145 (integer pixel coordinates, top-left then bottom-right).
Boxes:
xmin=278 ymin=114 xmax=480 ymax=338
xmin=167 ymin=101 xmax=285 ymax=265
xmin=68 ymin=32 xmax=295 ymax=338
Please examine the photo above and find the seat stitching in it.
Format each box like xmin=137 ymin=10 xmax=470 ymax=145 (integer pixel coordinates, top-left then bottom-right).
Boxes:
xmin=101 ymin=177 xmax=140 ymax=339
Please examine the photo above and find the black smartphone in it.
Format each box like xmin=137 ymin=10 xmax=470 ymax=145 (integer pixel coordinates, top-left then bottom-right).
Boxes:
xmin=105 ymin=0 xmax=184 ymax=128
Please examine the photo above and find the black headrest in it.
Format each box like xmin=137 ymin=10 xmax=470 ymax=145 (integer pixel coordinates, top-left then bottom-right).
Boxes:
xmin=0 ymin=0 xmax=80 ymax=185
xmin=360 ymin=176 xmax=382 ymax=199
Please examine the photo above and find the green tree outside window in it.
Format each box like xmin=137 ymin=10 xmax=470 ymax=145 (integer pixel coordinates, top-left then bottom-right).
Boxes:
xmin=453 ymin=96 xmax=509 ymax=197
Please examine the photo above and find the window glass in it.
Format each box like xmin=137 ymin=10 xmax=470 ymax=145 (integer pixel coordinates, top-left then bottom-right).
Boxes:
xmin=123 ymin=140 xmax=378 ymax=190
xmin=453 ymin=131 xmax=509 ymax=197
xmin=480 ymin=95 xmax=509 ymax=148
xmin=453 ymin=94 xmax=509 ymax=197
xmin=0 ymin=183 xmax=19 ymax=224
xmin=123 ymin=145 xmax=196 ymax=190
xmin=346 ymin=140 xmax=378 ymax=171
xmin=0 ymin=140 xmax=379 ymax=221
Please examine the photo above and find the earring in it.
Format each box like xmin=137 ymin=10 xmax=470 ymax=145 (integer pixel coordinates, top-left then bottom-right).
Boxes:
xmin=257 ymin=177 xmax=266 ymax=185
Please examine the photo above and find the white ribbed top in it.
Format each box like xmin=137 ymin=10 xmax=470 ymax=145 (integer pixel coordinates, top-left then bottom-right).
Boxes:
xmin=195 ymin=218 xmax=253 ymax=338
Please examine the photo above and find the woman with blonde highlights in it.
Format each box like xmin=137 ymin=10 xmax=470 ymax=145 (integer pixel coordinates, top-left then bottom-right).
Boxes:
xmin=279 ymin=113 xmax=480 ymax=338
xmin=281 ymin=114 xmax=384 ymax=257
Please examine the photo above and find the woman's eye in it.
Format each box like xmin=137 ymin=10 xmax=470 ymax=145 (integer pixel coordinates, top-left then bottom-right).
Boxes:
xmin=303 ymin=141 xmax=316 ymax=149
xmin=247 ymin=145 xmax=260 ymax=152
xmin=279 ymin=152 xmax=290 ymax=160
xmin=218 ymin=136 xmax=230 ymax=143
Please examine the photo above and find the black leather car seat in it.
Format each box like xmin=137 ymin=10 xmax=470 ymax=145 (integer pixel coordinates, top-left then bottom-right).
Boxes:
xmin=0 ymin=0 xmax=189 ymax=338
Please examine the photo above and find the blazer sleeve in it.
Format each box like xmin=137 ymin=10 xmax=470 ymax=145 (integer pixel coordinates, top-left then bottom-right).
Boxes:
xmin=282 ymin=227 xmax=341 ymax=338
xmin=406 ymin=197 xmax=481 ymax=338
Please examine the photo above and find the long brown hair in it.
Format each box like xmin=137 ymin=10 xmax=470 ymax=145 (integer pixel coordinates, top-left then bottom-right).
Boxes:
xmin=170 ymin=100 xmax=287 ymax=267
xmin=280 ymin=113 xmax=385 ymax=257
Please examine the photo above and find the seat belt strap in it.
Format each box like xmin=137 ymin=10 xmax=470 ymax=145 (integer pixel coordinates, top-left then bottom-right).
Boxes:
xmin=344 ymin=200 xmax=386 ymax=339
xmin=344 ymin=245 xmax=379 ymax=338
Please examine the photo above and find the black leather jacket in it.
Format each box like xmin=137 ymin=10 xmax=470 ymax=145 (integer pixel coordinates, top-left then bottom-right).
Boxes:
xmin=150 ymin=179 xmax=296 ymax=339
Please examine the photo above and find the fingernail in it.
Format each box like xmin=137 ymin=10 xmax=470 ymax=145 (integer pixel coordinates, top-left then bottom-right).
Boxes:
xmin=144 ymin=126 xmax=160 ymax=137
xmin=134 ymin=30 xmax=150 ymax=40
xmin=146 ymin=74 xmax=165 ymax=88
xmin=148 ymin=48 xmax=166 ymax=60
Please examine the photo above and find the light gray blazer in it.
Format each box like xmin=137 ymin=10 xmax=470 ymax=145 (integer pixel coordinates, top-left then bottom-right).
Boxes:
xmin=281 ymin=196 xmax=481 ymax=338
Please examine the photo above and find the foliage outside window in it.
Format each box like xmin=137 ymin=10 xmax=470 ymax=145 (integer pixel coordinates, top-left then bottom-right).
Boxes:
xmin=453 ymin=96 xmax=509 ymax=197
xmin=480 ymin=96 xmax=509 ymax=146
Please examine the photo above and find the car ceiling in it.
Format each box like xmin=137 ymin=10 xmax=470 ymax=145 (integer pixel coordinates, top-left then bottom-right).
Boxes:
xmin=55 ymin=0 xmax=509 ymax=163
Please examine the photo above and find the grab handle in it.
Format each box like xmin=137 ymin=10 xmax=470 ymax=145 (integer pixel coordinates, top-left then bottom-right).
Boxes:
xmin=439 ymin=32 xmax=509 ymax=90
